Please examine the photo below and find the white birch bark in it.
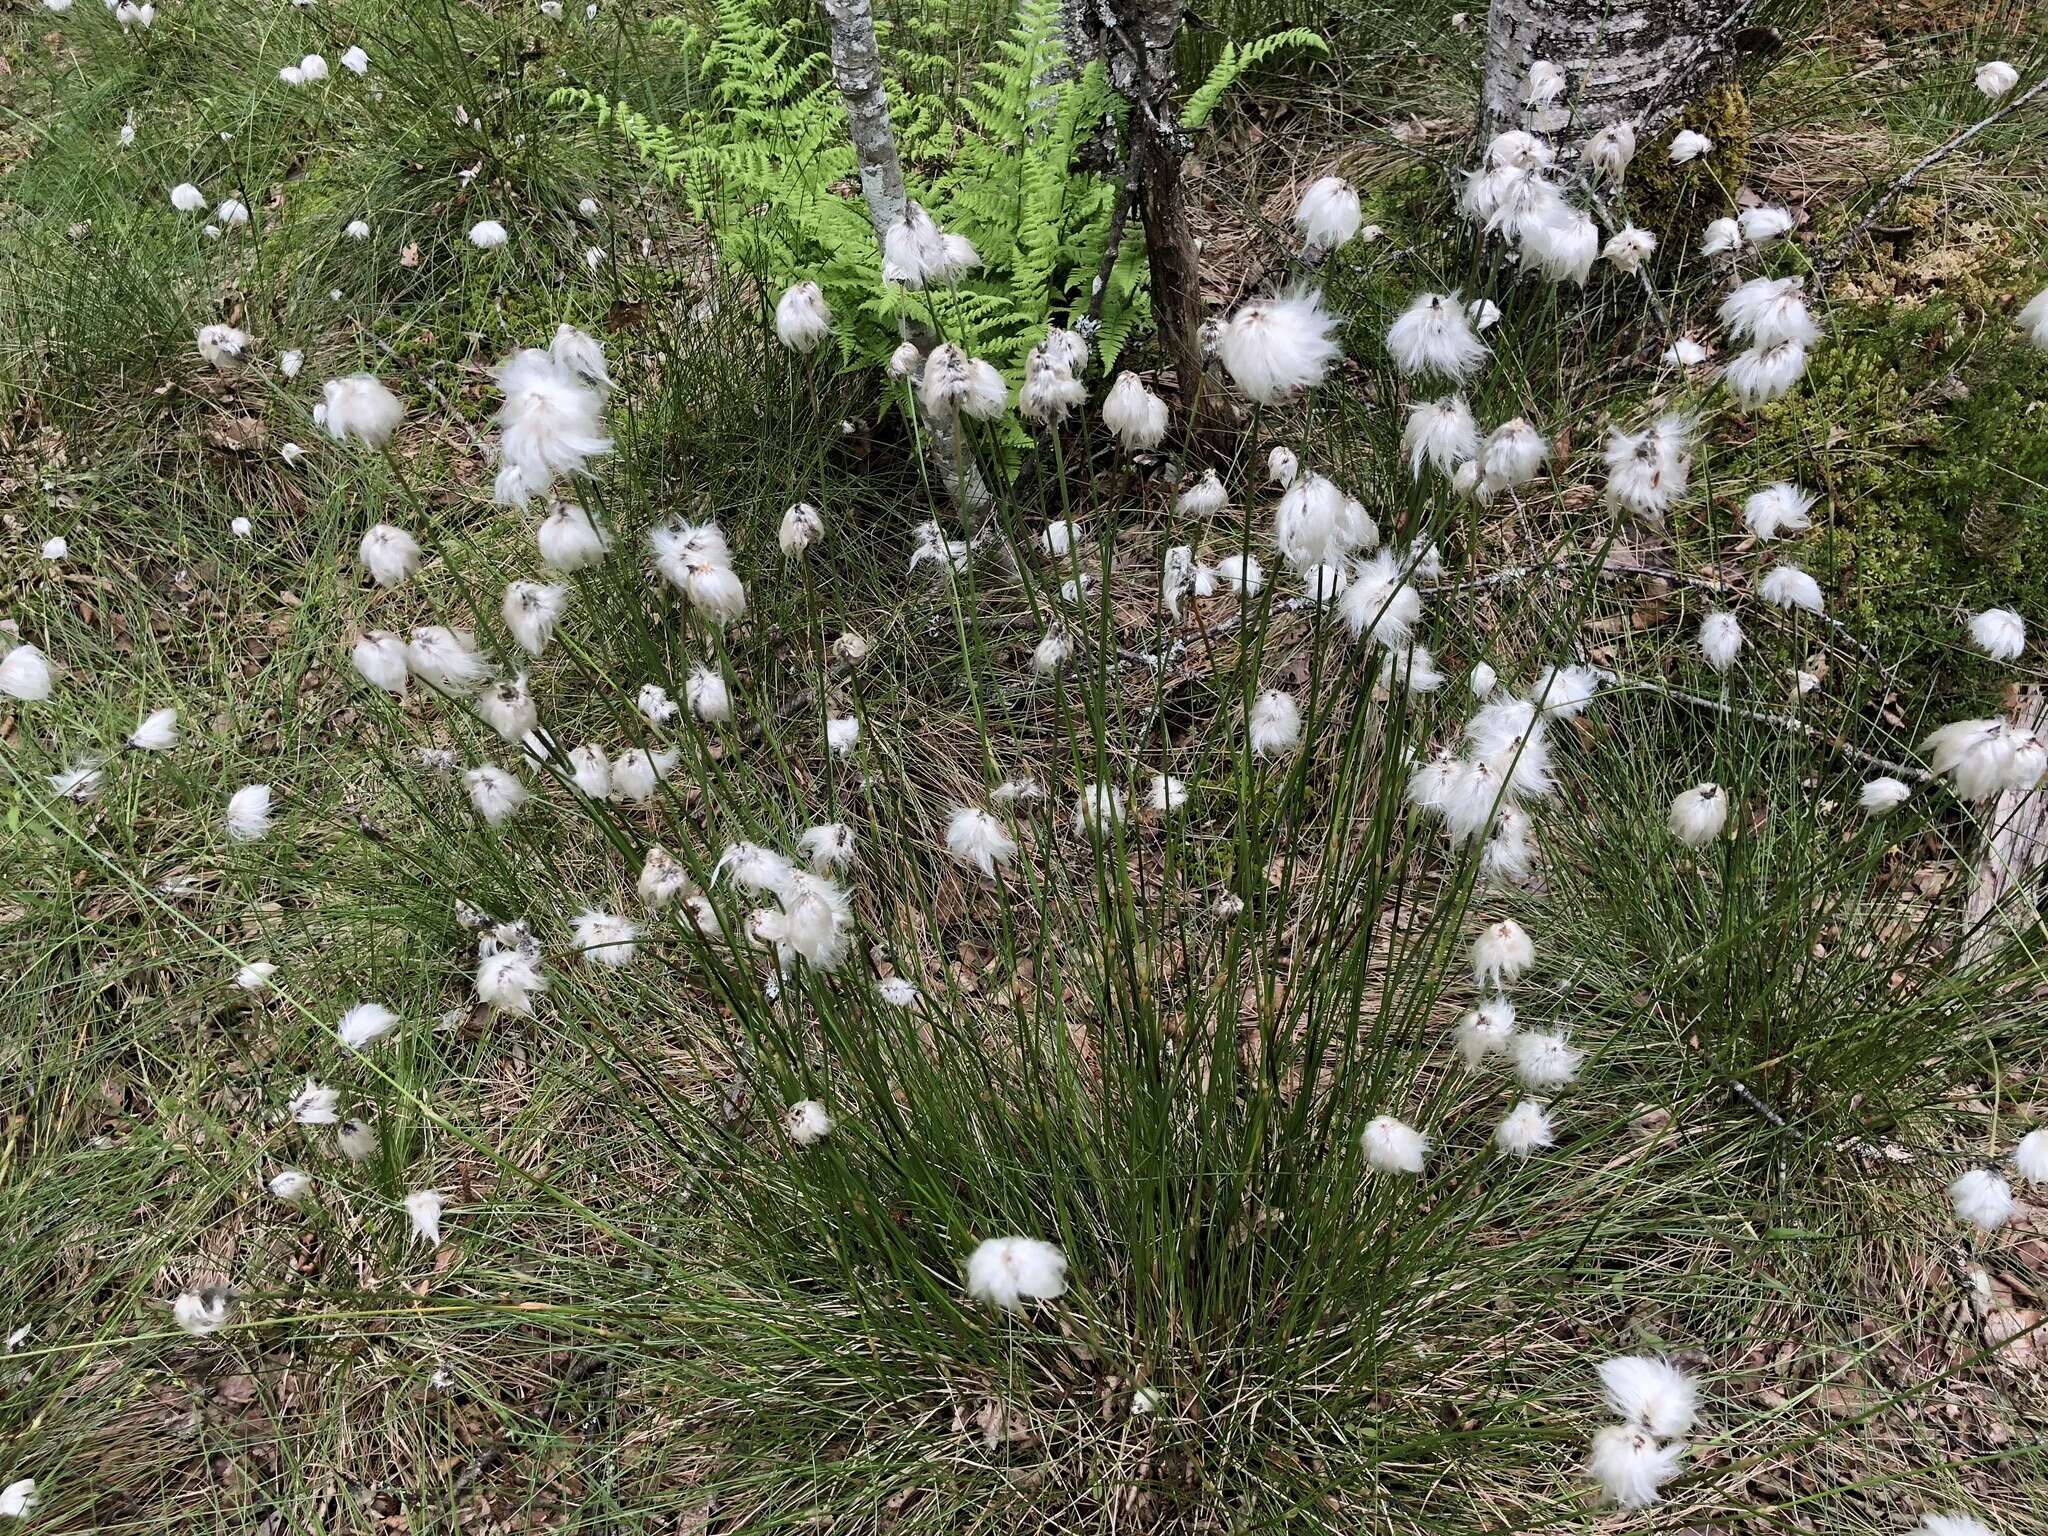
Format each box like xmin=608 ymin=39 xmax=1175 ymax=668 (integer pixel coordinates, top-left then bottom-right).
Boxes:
xmin=1481 ymin=0 xmax=1748 ymax=146
xmin=819 ymin=0 xmax=992 ymax=519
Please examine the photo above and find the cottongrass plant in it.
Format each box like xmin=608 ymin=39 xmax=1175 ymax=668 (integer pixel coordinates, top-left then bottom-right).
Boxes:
xmin=4 ymin=13 xmax=2047 ymax=1535
xmin=44 ymin=270 xmax=2005 ymax=1531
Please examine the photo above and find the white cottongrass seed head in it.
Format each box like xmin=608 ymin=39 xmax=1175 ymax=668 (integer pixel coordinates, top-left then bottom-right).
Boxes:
xmin=1698 ymin=611 xmax=1743 ymax=671
xmin=1966 ymin=607 xmax=2025 ymax=662
xmin=1470 ymin=918 xmax=1534 ymax=988
xmin=1215 ymin=288 xmax=1342 ymax=404
xmin=946 ymin=806 xmax=1018 ymax=879
xmin=1249 ymin=689 xmax=1302 ymax=758
xmin=1101 ymin=371 xmax=1169 ymax=451
xmin=571 ymin=909 xmax=640 ymax=967
xmin=1493 ymin=1100 xmax=1554 ymax=1158
xmin=687 ymin=664 xmax=732 ymax=723
xmin=1586 ymin=1423 xmax=1686 ymax=1509
xmin=1948 ymin=1168 xmax=2015 ymax=1232
xmin=173 ymin=1289 xmax=233 ymax=1338
xmin=321 ymin=374 xmax=405 ymax=448
xmin=1598 ymin=1355 xmax=1698 ymax=1437
xmin=964 ymin=1236 xmax=1068 ymax=1311
xmin=1758 ymin=564 xmax=1823 ymax=614
xmin=268 ymin=1168 xmax=312 ymax=1203
xmin=1668 ymin=129 xmax=1712 ymax=163
xmin=1974 ymin=60 xmax=2019 ymax=99
xmin=129 ymin=707 xmax=180 ymax=752
xmin=1513 ymin=1029 xmax=1583 ymax=1090
xmin=2011 ymin=1128 xmax=2048 ymax=1185
xmin=337 ymin=1002 xmax=399 ymax=1050
xmin=1294 ymin=175 xmax=1362 ymax=250
xmin=1743 ymin=482 xmax=1816 ymax=541
xmin=774 ymin=281 xmax=833 ymax=352
xmin=784 ymin=1099 xmax=834 ymax=1147
xmin=465 ymin=765 xmax=528 ymax=825
xmin=226 ymin=784 xmax=273 ymax=842
xmin=1667 ymin=783 xmax=1729 ymax=848
xmin=1385 ymin=292 xmax=1489 ymax=381
xmin=358 ymin=523 xmax=422 ymax=588
xmin=1360 ymin=1114 xmax=1427 ymax=1174
xmin=405 ymin=1189 xmax=444 ymax=1247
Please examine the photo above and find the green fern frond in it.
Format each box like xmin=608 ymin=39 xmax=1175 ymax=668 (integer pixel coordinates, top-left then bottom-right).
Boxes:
xmin=551 ymin=0 xmax=1184 ymax=382
xmin=1181 ymin=28 xmax=1329 ymax=130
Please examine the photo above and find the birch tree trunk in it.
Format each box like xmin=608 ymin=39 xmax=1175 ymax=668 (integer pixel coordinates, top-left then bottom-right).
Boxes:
xmin=819 ymin=0 xmax=992 ymax=519
xmin=1480 ymin=0 xmax=1749 ymax=145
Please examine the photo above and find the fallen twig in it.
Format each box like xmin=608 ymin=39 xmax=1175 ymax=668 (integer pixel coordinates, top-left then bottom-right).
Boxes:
xmin=1603 ymin=673 xmax=1926 ymax=780
xmin=1815 ymin=71 xmax=2048 ymax=279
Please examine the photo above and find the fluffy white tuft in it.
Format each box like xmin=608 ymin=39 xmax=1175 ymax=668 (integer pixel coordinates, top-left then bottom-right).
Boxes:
xmin=1512 ymin=1029 xmax=1582 ymax=1090
xmin=571 ymin=908 xmax=640 ymax=968
xmin=357 ymin=523 xmax=422 ymax=588
xmin=2011 ymin=1127 xmax=2048 ymax=1184
xmin=337 ymin=1002 xmax=399 ymax=1050
xmin=1758 ymin=564 xmax=1824 ymax=614
xmin=1385 ymin=292 xmax=1489 ymax=381
xmin=774 ymin=281 xmax=833 ymax=352
xmin=537 ymin=502 xmax=612 ymax=571
xmin=1294 ymin=175 xmax=1363 ymax=250
xmin=1601 ymin=225 xmax=1657 ymax=275
xmin=687 ymin=664 xmax=732 ymax=723
xmin=1360 ymin=1114 xmax=1428 ymax=1174
xmin=964 ymin=1235 xmax=1069 ymax=1311
xmin=1454 ymin=996 xmax=1516 ymax=1068
xmin=502 ymin=580 xmax=569 ymax=656
xmin=1587 ymin=1424 xmax=1686 ymax=1509
xmin=268 ymin=1169 xmax=312 ymax=1203
xmin=785 ymin=1099 xmax=834 ymax=1148
xmin=1743 ymin=481 xmax=1817 ymax=541
xmin=1101 ymin=371 xmax=1169 ymax=451
xmin=946 ymin=806 xmax=1018 ymax=878
xmin=1949 ymin=1168 xmax=2015 ymax=1231
xmin=1921 ymin=719 xmax=2045 ymax=801
xmin=1401 ymin=396 xmax=1478 ymax=479
xmin=406 ymin=625 xmax=491 ymax=692
xmin=1494 ymin=1099 xmax=1554 ymax=1158
xmin=405 ymin=1189 xmax=444 ymax=1247
xmin=1668 ymin=129 xmax=1712 ymax=163
xmin=1216 ymin=290 xmax=1343 ymax=404
xmin=1073 ymin=782 xmax=1126 ymax=836
xmin=1471 ymin=919 xmax=1534 ymax=988
xmin=2017 ymin=285 xmax=2048 ymax=350
xmin=1249 ymin=689 xmax=1302 ymax=758
xmin=1599 ymin=1356 xmax=1698 ymax=1437
xmin=464 ymin=764 xmax=529 ymax=825
xmin=320 ymin=373 xmax=405 ymax=448
xmin=226 ymin=783 xmax=273 ymax=842
xmin=1966 ymin=608 xmax=2026 ymax=661
xmin=0 ymin=643 xmax=55 ymax=702
xmin=1698 ymin=611 xmax=1743 ymax=672
xmin=129 ymin=706 xmax=180 ymax=752
xmin=1667 ymin=783 xmax=1729 ymax=849
xmin=1974 ymin=60 xmax=2019 ymax=99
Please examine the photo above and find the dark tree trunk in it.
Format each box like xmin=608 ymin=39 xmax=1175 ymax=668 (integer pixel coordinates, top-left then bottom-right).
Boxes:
xmin=1094 ymin=0 xmax=1227 ymax=428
